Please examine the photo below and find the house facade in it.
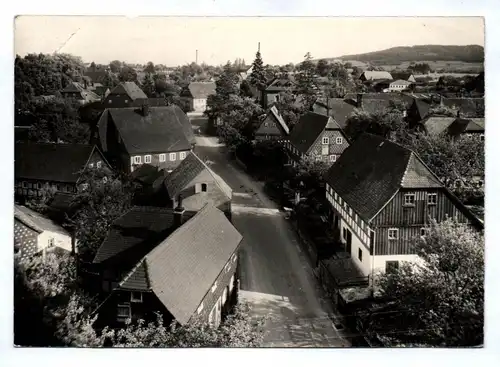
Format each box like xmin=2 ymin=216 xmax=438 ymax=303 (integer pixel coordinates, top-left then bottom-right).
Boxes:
xmin=285 ymin=112 xmax=350 ymax=165
xmin=181 ymin=82 xmax=216 ymax=113
xmin=324 ymin=134 xmax=483 ymax=278
xmin=60 ymin=81 xmax=101 ymax=104
xmin=97 ymin=105 xmax=194 ymax=174
xmin=388 ymin=79 xmax=413 ymax=92
xmin=262 ymin=78 xmax=297 ymax=108
xmin=102 ymin=82 xmax=148 ymax=108
xmin=15 ymin=143 xmax=110 ymax=199
xmin=14 ymin=205 xmax=75 ymax=259
xmin=254 ymin=105 xmax=290 ymax=142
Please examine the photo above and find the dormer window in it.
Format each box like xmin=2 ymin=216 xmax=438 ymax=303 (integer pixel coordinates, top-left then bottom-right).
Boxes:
xmin=322 ymin=137 xmax=329 ymax=145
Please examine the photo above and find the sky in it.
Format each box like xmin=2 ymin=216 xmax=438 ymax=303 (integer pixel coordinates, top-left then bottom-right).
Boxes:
xmin=14 ymin=16 xmax=484 ymax=66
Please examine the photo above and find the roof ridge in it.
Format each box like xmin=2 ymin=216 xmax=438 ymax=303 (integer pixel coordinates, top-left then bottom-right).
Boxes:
xmin=191 ymin=153 xmax=232 ymax=199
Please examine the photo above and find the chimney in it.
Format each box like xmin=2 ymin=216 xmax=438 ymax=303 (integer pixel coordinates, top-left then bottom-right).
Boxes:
xmin=83 ymin=78 xmax=88 ymax=90
xmin=174 ymin=195 xmax=185 ymax=228
xmin=357 ymin=93 xmax=363 ymax=109
xmin=457 ymin=110 xmax=461 ymax=119
xmin=326 ymin=95 xmax=330 ymax=116
xmin=142 ymin=103 xmax=150 ymax=116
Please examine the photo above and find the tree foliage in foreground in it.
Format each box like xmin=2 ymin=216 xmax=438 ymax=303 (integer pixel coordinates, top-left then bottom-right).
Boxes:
xmin=361 ymin=219 xmax=484 ymax=347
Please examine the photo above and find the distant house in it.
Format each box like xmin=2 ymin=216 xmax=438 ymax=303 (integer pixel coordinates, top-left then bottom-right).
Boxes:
xmin=254 ymin=105 xmax=290 ymax=142
xmin=60 ymin=81 xmax=101 ymax=104
xmin=14 ymin=204 xmax=75 ymax=259
xmin=359 ymin=71 xmax=393 ymax=82
xmin=345 ymin=93 xmax=415 ymax=116
xmin=181 ymin=82 xmax=216 ymax=113
xmin=285 ymin=112 xmax=350 ymax=165
xmin=407 ymin=98 xmax=431 ymax=126
xmin=97 ymin=105 xmax=195 ymax=174
xmin=324 ymin=134 xmax=483 ymax=278
xmin=312 ymin=98 xmax=357 ymax=129
xmin=388 ymin=79 xmax=413 ymax=92
xmin=418 ymin=114 xmax=485 ymax=140
xmin=95 ymin=203 xmax=242 ymax=329
xmin=390 ymin=71 xmax=416 ymax=83
xmin=441 ymin=97 xmax=484 ymax=118
xmin=262 ymin=78 xmax=298 ymax=108
xmin=15 ymin=143 xmax=110 ymax=199
xmin=84 ymin=70 xmax=110 ymax=84
xmin=102 ymin=82 xmax=148 ymax=108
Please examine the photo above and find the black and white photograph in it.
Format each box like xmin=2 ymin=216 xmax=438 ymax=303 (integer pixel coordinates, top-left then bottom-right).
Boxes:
xmin=11 ymin=14 xmax=487 ymax=351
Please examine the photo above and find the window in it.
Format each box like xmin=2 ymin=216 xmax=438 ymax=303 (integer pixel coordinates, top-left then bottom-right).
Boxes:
xmin=315 ymin=155 xmax=322 ymax=161
xmin=420 ymin=227 xmax=427 ymax=237
xmin=130 ymin=292 xmax=143 ymax=303
xmin=386 ymin=261 xmax=399 ymax=273
xmin=144 ymin=155 xmax=152 ymax=164
xmin=403 ymin=194 xmax=415 ymax=206
xmin=180 ymin=152 xmax=186 ymax=160
xmin=336 ymin=137 xmax=343 ymax=144
xmin=201 ymin=183 xmax=207 ymax=192
xmin=108 ymin=100 xmax=112 ymax=104
xmin=124 ymin=99 xmax=128 ymax=103
xmin=211 ymin=282 xmax=217 ymax=293
xmin=117 ymin=304 xmax=131 ymax=321
xmin=321 ymin=145 xmax=329 ymax=155
xmin=388 ymin=228 xmax=399 ymax=240
xmin=329 ymin=154 xmax=337 ymax=162
xmin=159 ymin=153 xmax=166 ymax=162
xmin=358 ymin=248 xmax=363 ymax=262
xmin=264 ymin=122 xmax=269 ymax=127
xmin=133 ymin=156 xmax=142 ymax=164
xmin=427 ymin=193 xmax=437 ymax=205
xmin=96 ymin=161 xmax=102 ymax=169
xmin=48 ymin=238 xmax=54 ymax=248
xmin=322 ymin=137 xmax=329 ymax=145
xmin=88 ymin=163 xmax=94 ymax=169
xmin=480 ymin=134 xmax=484 ymax=142
xmin=342 ymin=228 xmax=347 ymax=240
xmin=169 ymin=153 xmax=176 ymax=161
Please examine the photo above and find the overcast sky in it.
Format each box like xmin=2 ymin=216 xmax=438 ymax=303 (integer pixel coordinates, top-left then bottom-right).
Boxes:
xmin=14 ymin=16 xmax=484 ymax=66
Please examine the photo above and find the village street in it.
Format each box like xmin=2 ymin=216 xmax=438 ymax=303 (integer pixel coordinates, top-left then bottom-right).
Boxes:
xmin=191 ymin=116 xmax=349 ymax=347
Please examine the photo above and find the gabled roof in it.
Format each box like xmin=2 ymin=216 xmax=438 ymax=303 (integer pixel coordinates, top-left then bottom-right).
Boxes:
xmin=313 ymin=98 xmax=357 ymax=129
xmin=15 ymin=143 xmax=101 ymax=183
xmin=93 ymin=206 xmax=197 ymax=264
xmin=390 ymin=79 xmax=413 ymax=86
xmin=164 ymin=152 xmax=232 ymax=200
xmin=265 ymin=78 xmax=297 ymax=92
xmin=447 ymin=118 xmax=485 ymax=136
xmin=390 ymin=71 xmax=414 ymax=81
xmin=325 ymin=134 xmax=442 ymax=222
xmin=422 ymin=116 xmax=457 ymax=135
xmin=98 ymin=106 xmax=193 ymax=154
xmin=442 ymin=98 xmax=484 ymax=117
xmin=118 ymin=204 xmax=243 ymax=325
xmin=109 ymin=82 xmax=148 ymax=100
xmin=412 ymin=98 xmax=431 ymax=119
xmin=360 ymin=71 xmax=393 ymax=81
xmin=14 ymin=205 xmax=70 ymax=236
xmin=61 ymin=82 xmax=101 ymax=101
xmin=256 ymin=105 xmax=289 ymax=136
xmin=187 ymin=82 xmax=216 ymax=99
xmin=84 ymin=70 xmax=108 ymax=83
xmin=289 ymin=112 xmax=341 ymax=154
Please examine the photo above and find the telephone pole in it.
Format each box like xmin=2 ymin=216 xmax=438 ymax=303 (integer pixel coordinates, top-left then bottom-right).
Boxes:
xmin=196 ymin=49 xmax=198 ymax=64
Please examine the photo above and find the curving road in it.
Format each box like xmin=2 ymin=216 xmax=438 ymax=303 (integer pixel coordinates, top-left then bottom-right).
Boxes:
xmin=192 ymin=119 xmax=349 ymax=347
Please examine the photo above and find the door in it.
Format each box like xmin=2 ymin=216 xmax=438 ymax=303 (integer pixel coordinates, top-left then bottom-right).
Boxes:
xmin=346 ymin=229 xmax=352 ymax=254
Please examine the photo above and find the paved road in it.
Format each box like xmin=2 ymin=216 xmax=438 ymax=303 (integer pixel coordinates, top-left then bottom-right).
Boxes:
xmin=194 ymin=132 xmax=349 ymax=347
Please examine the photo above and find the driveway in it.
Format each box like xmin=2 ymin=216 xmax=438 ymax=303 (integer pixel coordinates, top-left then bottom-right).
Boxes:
xmin=194 ymin=134 xmax=349 ymax=347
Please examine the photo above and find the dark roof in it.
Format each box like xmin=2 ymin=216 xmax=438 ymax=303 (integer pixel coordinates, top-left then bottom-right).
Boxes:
xmin=390 ymin=71 xmax=414 ymax=81
xmin=109 ymin=82 xmax=148 ymax=100
xmin=15 ymin=143 xmax=99 ymax=183
xmin=442 ymin=98 xmax=484 ymax=117
xmin=48 ymin=192 xmax=77 ymax=213
xmin=93 ymin=206 xmax=197 ymax=264
xmin=84 ymin=70 xmax=108 ymax=83
xmin=119 ymin=204 xmax=242 ymax=325
xmin=447 ymin=118 xmax=485 ymax=136
xmin=14 ymin=205 xmax=70 ymax=236
xmin=256 ymin=106 xmax=290 ymax=136
xmin=98 ymin=106 xmax=193 ymax=154
xmin=265 ymin=78 xmax=297 ymax=92
xmin=313 ymin=98 xmax=357 ymax=129
xmin=131 ymin=164 xmax=165 ymax=185
xmin=422 ymin=116 xmax=457 ymax=135
xmin=289 ymin=112 xmax=341 ymax=154
xmin=413 ymin=99 xmax=431 ymax=119
xmin=187 ymin=82 xmax=216 ymax=99
xmin=164 ymin=152 xmax=232 ymax=200
xmin=325 ymin=134 xmax=442 ymax=221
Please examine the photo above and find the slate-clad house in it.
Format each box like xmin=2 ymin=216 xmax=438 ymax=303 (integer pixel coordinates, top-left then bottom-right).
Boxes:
xmin=285 ymin=112 xmax=350 ymax=165
xmin=181 ymin=82 xmax=216 ymax=113
xmin=97 ymin=105 xmax=195 ymax=174
xmin=14 ymin=205 xmax=75 ymax=259
xmin=312 ymin=98 xmax=356 ymax=129
xmin=324 ymin=134 xmax=483 ymax=278
xmin=95 ymin=203 xmax=242 ymax=329
xmin=254 ymin=105 xmax=290 ymax=142
xmin=103 ymin=82 xmax=148 ymax=108
xmin=262 ymin=78 xmax=297 ymax=108
xmin=15 ymin=143 xmax=110 ymax=199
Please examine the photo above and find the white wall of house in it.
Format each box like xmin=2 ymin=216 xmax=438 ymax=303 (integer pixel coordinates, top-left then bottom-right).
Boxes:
xmin=193 ymin=98 xmax=207 ymax=112
xmin=38 ymin=230 xmax=72 ymax=253
xmin=339 ymin=217 xmax=372 ymax=277
xmin=372 ymin=254 xmax=422 ymax=274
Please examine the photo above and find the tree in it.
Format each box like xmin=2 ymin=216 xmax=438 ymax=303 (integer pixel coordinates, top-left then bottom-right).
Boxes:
xmin=316 ymin=59 xmax=331 ymax=77
xmin=142 ymin=72 xmax=156 ymax=97
xmin=206 ymin=62 xmax=240 ymax=120
xmin=118 ymin=65 xmax=138 ymax=83
xmin=362 ymin=219 xmax=484 ymax=347
xmin=144 ymin=61 xmax=156 ymax=74
xmin=296 ymin=52 xmax=318 ymax=111
xmin=275 ymin=90 xmax=301 ymax=128
xmin=109 ymin=60 xmax=122 ymax=73
xmin=247 ymin=50 xmax=266 ymax=91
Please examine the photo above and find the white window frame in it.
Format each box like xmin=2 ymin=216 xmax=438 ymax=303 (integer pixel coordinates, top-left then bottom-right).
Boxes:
xmin=336 ymin=137 xmax=343 ymax=144
xmin=404 ymin=194 xmax=416 ymax=206
xmin=169 ymin=153 xmax=176 ymax=161
xmin=88 ymin=163 xmax=94 ymax=169
xmin=133 ymin=156 xmax=142 ymax=165
xmin=264 ymin=122 xmax=269 ymax=127
xmin=329 ymin=154 xmax=337 ymax=162
xmin=48 ymin=238 xmax=54 ymax=248
xmin=179 ymin=152 xmax=187 ymax=160
xmin=427 ymin=193 xmax=437 ymax=205
xmin=388 ymin=228 xmax=399 ymax=240
xmin=117 ymin=304 xmax=131 ymax=321
xmin=211 ymin=282 xmax=217 ymax=293
xmin=322 ymin=137 xmax=329 ymax=145
xmin=159 ymin=153 xmax=166 ymax=162
xmin=130 ymin=292 xmax=143 ymax=303
xmin=144 ymin=155 xmax=152 ymax=164
xmin=480 ymin=134 xmax=484 ymax=142
xmin=96 ymin=161 xmax=102 ymax=169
